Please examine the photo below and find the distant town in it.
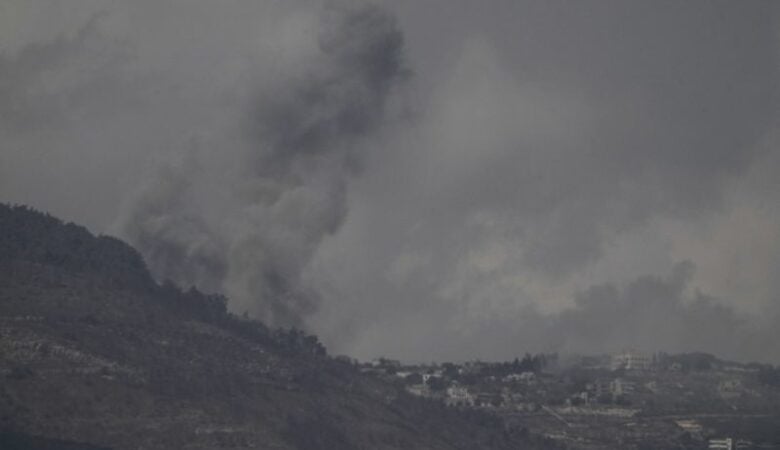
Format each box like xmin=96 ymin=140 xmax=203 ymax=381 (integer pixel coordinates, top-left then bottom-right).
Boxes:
xmin=348 ymin=351 xmax=780 ymax=449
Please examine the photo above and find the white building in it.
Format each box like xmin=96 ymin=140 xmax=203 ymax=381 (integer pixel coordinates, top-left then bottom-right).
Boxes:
xmin=708 ymin=438 xmax=733 ymax=450
xmin=610 ymin=378 xmax=635 ymax=396
xmin=675 ymin=419 xmax=703 ymax=436
xmin=406 ymin=384 xmax=430 ymax=397
xmin=611 ymin=351 xmax=651 ymax=370
xmin=422 ymin=372 xmax=442 ymax=383
xmin=445 ymin=385 xmax=474 ymax=406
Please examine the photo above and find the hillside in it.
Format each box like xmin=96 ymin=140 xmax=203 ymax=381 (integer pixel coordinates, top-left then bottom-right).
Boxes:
xmin=0 ymin=203 xmax=556 ymax=450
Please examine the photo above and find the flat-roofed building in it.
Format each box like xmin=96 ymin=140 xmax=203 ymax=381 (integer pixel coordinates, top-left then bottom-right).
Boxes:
xmin=611 ymin=350 xmax=651 ymax=370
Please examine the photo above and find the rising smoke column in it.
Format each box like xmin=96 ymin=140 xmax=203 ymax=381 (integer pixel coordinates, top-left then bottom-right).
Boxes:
xmin=120 ymin=2 xmax=407 ymax=327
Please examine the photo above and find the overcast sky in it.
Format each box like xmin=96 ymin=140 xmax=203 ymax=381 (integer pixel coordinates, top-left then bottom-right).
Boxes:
xmin=2 ymin=0 xmax=779 ymax=363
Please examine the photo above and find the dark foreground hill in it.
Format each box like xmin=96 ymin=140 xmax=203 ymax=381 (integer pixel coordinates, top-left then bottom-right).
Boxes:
xmin=0 ymin=204 xmax=557 ymax=450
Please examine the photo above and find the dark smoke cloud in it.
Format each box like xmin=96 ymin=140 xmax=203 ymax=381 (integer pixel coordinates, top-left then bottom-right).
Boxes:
xmin=306 ymin=0 xmax=780 ymax=362
xmin=249 ymin=2 xmax=406 ymax=166
xmin=2 ymin=1 xmax=780 ymax=364
xmin=120 ymin=162 xmax=228 ymax=294
xmin=119 ymin=1 xmax=406 ymax=327
xmin=549 ymin=261 xmax=773 ymax=360
xmin=333 ymin=262 xmax=779 ymax=363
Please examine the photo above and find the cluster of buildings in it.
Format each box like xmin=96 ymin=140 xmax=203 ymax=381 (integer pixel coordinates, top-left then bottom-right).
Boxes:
xmin=365 ymin=351 xmax=658 ymax=410
xmin=677 ymin=421 xmax=753 ymax=450
xmin=401 ymin=370 xmax=541 ymax=409
xmin=354 ymin=349 xmax=779 ymax=449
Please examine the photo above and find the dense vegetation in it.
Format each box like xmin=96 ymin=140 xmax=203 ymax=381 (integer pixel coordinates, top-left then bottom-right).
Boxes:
xmin=0 ymin=203 xmax=325 ymax=357
xmin=0 ymin=204 xmax=153 ymax=291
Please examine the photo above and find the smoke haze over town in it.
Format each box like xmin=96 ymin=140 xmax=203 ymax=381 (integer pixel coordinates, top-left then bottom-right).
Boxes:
xmin=2 ymin=0 xmax=779 ymax=363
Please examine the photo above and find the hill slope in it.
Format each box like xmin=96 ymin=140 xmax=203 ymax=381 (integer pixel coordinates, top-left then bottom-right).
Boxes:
xmin=0 ymin=204 xmax=554 ymax=450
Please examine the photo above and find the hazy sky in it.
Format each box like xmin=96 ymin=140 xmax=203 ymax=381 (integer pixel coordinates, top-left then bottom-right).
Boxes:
xmin=2 ymin=0 xmax=779 ymax=363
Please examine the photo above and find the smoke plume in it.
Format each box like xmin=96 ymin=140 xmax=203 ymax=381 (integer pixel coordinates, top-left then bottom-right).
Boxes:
xmin=3 ymin=0 xmax=780 ymax=363
xmin=119 ymin=2 xmax=406 ymax=327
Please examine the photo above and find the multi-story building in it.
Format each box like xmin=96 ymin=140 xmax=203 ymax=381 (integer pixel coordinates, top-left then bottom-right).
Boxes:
xmin=611 ymin=350 xmax=651 ymax=370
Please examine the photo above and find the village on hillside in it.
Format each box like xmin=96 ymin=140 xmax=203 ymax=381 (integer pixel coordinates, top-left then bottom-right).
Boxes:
xmin=349 ymin=351 xmax=780 ymax=449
